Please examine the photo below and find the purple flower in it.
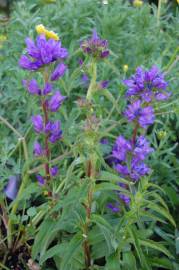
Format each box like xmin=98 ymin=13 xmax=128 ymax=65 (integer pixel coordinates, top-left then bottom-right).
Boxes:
xmin=22 ymin=79 xmax=41 ymax=95
xmin=19 ymin=35 xmax=68 ymax=71
xmin=124 ymin=100 xmax=155 ymax=128
xmin=48 ymin=91 xmax=66 ymax=112
xmin=81 ymin=74 xmax=89 ymax=84
xmin=100 ymin=138 xmax=109 ymax=145
xmin=33 ymin=141 xmax=43 ymax=156
xmin=32 ymin=115 xmax=44 ymax=133
xmin=50 ymin=166 xmax=58 ymax=177
xmin=48 ymin=120 xmax=63 ymax=143
xmin=51 ymin=63 xmax=67 ymax=81
xmin=124 ymin=65 xmax=170 ymax=102
xmin=4 ymin=175 xmax=21 ymax=200
xmin=112 ymin=135 xmax=132 ymax=161
xmin=36 ymin=174 xmax=45 ymax=185
xmin=134 ymin=136 xmax=153 ymax=161
xmin=99 ymin=80 xmax=109 ymax=89
xmin=81 ymin=29 xmax=109 ymax=59
xmin=43 ymin=82 xmax=52 ymax=95
xmin=112 ymin=135 xmax=152 ymax=181
xmin=107 ymin=203 xmax=120 ymax=213
xmin=118 ymin=183 xmax=130 ymax=205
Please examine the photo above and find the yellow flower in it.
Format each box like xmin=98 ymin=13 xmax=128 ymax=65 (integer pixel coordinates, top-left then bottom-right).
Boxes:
xmin=45 ymin=30 xmax=59 ymax=41
xmin=133 ymin=0 xmax=143 ymax=7
xmin=36 ymin=24 xmax=46 ymax=35
xmin=123 ymin=64 xmax=129 ymax=72
xmin=35 ymin=24 xmax=59 ymax=40
xmin=177 ymin=0 xmax=179 ymax=4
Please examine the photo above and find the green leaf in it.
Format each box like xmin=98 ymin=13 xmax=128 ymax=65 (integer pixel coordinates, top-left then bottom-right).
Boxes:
xmin=146 ymin=201 xmax=176 ymax=227
xmin=127 ymin=226 xmax=151 ymax=270
xmin=27 ymin=207 xmax=37 ymax=217
xmin=40 ymin=243 xmax=66 ymax=264
xmin=99 ymin=170 xmax=130 ymax=185
xmin=122 ymin=251 xmax=137 ymax=270
xmin=60 ymin=233 xmax=83 ymax=270
xmin=139 ymin=239 xmax=173 ymax=258
xmin=105 ymin=253 xmax=121 ymax=270
xmin=95 ymin=182 xmax=130 ymax=195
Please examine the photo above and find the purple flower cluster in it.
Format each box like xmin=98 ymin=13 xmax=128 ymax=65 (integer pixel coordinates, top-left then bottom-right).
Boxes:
xmin=113 ymin=135 xmax=153 ymax=182
xmin=123 ymin=66 xmax=170 ymax=129
xmin=20 ymin=31 xmax=67 ymax=186
xmin=19 ymin=35 xmax=68 ymax=71
xmin=108 ymin=66 xmax=170 ymax=213
xmin=81 ymin=29 xmax=109 ymax=59
xmin=123 ymin=65 xmax=170 ymax=102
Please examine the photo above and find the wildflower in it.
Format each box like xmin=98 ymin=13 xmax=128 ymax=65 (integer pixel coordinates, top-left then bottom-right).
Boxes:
xmin=36 ymin=175 xmax=45 ymax=185
xmin=124 ymin=100 xmax=155 ymax=128
xmin=48 ymin=120 xmax=63 ymax=143
xmin=81 ymin=29 xmax=109 ymax=59
xmin=124 ymin=66 xmax=169 ymax=102
xmin=133 ymin=0 xmax=143 ymax=7
xmin=51 ymin=63 xmax=67 ymax=81
xmin=48 ymin=91 xmax=66 ymax=112
xmin=50 ymin=166 xmax=58 ymax=177
xmin=33 ymin=141 xmax=44 ymax=156
xmin=112 ymin=135 xmax=153 ymax=181
xmin=107 ymin=203 xmax=120 ymax=213
xmin=123 ymin=64 xmax=128 ymax=72
xmin=32 ymin=115 xmax=44 ymax=133
xmin=99 ymin=80 xmax=109 ymax=89
xmin=100 ymin=138 xmax=109 ymax=145
xmin=19 ymin=35 xmax=68 ymax=71
xmin=22 ymin=79 xmax=41 ymax=95
xmin=36 ymin=24 xmax=59 ymax=40
xmin=4 ymin=175 xmax=21 ymax=200
xmin=112 ymin=135 xmax=132 ymax=161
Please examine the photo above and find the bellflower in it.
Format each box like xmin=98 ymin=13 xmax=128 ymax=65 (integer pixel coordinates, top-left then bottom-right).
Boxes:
xmin=19 ymin=35 xmax=68 ymax=71
xmin=81 ymin=29 xmax=109 ymax=59
xmin=112 ymin=135 xmax=153 ymax=182
xmin=50 ymin=166 xmax=59 ymax=177
xmin=124 ymin=100 xmax=155 ymax=128
xmin=48 ymin=91 xmax=66 ymax=112
xmin=51 ymin=63 xmax=67 ymax=81
xmin=20 ymin=28 xmax=67 ymax=188
xmin=36 ymin=175 xmax=45 ymax=185
xmin=33 ymin=141 xmax=44 ymax=156
xmin=4 ymin=175 xmax=21 ymax=200
xmin=124 ymin=65 xmax=170 ymax=102
xmin=48 ymin=120 xmax=63 ymax=143
xmin=32 ymin=115 xmax=44 ymax=133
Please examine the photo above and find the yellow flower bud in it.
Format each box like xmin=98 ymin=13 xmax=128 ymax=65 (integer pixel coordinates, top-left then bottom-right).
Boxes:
xmin=133 ymin=0 xmax=143 ymax=7
xmin=45 ymin=30 xmax=59 ymax=41
xmin=123 ymin=64 xmax=128 ymax=72
xmin=36 ymin=24 xmax=46 ymax=35
xmin=35 ymin=24 xmax=59 ymax=41
xmin=157 ymin=130 xmax=167 ymax=140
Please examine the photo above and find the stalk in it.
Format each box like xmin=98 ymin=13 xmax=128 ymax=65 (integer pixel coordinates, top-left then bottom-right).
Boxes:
xmin=83 ymin=60 xmax=97 ymax=269
xmin=42 ymin=70 xmax=51 ymax=183
xmin=157 ymin=0 xmax=162 ymax=27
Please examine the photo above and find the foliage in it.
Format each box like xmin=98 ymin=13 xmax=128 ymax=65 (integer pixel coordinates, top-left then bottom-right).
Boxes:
xmin=0 ymin=0 xmax=179 ymax=269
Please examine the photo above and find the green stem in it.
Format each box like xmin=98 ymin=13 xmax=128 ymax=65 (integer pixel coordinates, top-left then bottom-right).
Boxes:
xmin=86 ymin=61 xmax=97 ymax=102
xmin=157 ymin=0 xmax=162 ymax=27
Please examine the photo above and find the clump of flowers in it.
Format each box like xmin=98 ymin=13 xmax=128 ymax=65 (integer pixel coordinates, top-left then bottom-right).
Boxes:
xmin=80 ymin=29 xmax=109 ymax=59
xmin=19 ymin=26 xmax=68 ymax=188
xmin=108 ymin=65 xmax=170 ymax=212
